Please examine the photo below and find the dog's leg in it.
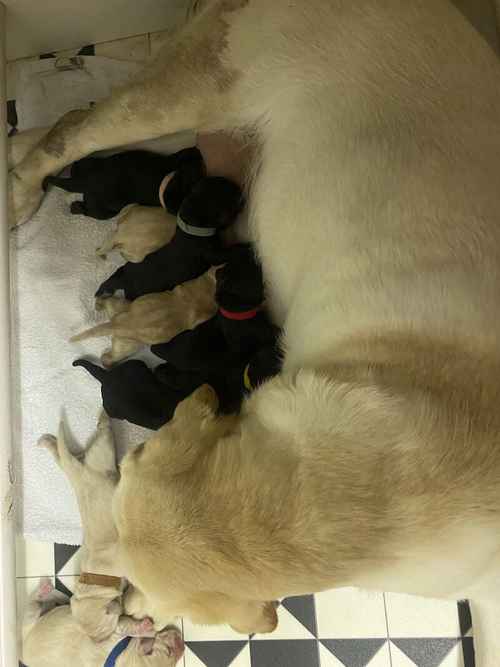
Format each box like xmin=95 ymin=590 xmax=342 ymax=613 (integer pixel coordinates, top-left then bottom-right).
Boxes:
xmin=95 ymin=295 xmax=130 ymax=317
xmin=469 ymin=597 xmax=500 ymax=666
xmin=38 ymin=426 xmax=82 ymax=482
xmin=9 ymin=0 xmax=257 ymax=226
xmin=102 ymin=337 xmax=141 ymax=367
xmin=185 ymin=593 xmax=278 ymax=635
xmin=85 ymin=411 xmax=117 ymax=475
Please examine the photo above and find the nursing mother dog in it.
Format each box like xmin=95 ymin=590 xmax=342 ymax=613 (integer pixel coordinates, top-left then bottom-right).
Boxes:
xmin=9 ymin=0 xmax=500 ymax=664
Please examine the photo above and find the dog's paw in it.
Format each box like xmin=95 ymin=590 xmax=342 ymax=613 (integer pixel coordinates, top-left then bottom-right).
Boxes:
xmin=36 ymin=577 xmax=54 ymax=600
xmin=37 ymin=434 xmax=57 ymax=450
xmin=8 ymin=171 xmax=45 ymax=228
xmin=158 ymin=627 xmax=185 ymax=660
xmin=101 ymin=351 xmax=114 ymax=368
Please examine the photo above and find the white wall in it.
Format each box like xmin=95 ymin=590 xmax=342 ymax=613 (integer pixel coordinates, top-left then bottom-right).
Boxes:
xmin=4 ymin=0 xmax=190 ymax=61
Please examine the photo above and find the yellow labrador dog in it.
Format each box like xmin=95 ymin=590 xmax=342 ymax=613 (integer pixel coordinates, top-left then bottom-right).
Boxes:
xmin=27 ymin=414 xmax=184 ymax=666
xmin=9 ymin=0 xmax=500 ymax=663
xmin=70 ymin=270 xmax=216 ymax=365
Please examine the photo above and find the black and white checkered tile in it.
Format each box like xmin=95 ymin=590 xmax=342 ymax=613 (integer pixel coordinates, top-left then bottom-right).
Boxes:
xmin=22 ymin=543 xmax=471 ymax=667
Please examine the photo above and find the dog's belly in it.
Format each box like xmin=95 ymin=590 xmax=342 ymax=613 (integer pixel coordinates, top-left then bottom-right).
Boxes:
xmin=250 ymin=127 xmax=500 ymax=370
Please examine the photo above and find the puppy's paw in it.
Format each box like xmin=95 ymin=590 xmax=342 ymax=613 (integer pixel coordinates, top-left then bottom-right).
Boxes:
xmin=101 ymin=351 xmax=114 ymax=368
xmin=9 ymin=171 xmax=44 ymax=228
xmin=37 ymin=577 xmax=54 ymax=600
xmin=70 ymin=201 xmax=85 ymax=215
xmin=37 ymin=434 xmax=57 ymax=451
xmin=158 ymin=627 xmax=185 ymax=660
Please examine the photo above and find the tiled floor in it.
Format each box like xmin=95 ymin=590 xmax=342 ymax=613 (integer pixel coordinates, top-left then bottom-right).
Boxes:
xmin=16 ymin=538 xmax=474 ymax=667
xmin=11 ymin=27 xmax=476 ymax=667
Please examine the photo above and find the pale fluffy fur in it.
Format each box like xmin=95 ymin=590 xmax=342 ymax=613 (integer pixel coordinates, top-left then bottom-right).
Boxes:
xmin=10 ymin=0 xmax=500 ymax=663
xmin=37 ymin=412 xmax=152 ymax=642
xmin=96 ymin=205 xmax=176 ymax=263
xmin=23 ymin=581 xmax=183 ymax=667
xmin=70 ymin=269 xmax=216 ymax=365
xmin=27 ymin=415 xmax=184 ymax=666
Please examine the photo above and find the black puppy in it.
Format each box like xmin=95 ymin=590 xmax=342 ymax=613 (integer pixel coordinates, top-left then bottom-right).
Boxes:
xmin=43 ymin=147 xmax=204 ymax=219
xmin=154 ymin=339 xmax=282 ymax=415
xmin=73 ymin=359 xmax=194 ymax=429
xmin=95 ymin=177 xmax=243 ymax=301
xmin=151 ymin=244 xmax=281 ymax=412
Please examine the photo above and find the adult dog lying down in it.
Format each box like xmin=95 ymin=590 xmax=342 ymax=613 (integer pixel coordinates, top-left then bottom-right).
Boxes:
xmin=9 ymin=0 xmax=500 ymax=663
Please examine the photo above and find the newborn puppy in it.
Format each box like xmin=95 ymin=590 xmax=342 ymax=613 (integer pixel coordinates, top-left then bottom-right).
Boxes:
xmin=152 ymin=245 xmax=281 ymax=412
xmin=155 ymin=339 xmax=282 ymax=414
xmin=96 ymin=205 xmax=176 ymax=263
xmin=71 ymin=269 xmax=217 ymax=365
xmin=38 ymin=412 xmax=154 ymax=642
xmin=22 ymin=579 xmax=184 ymax=667
xmin=95 ymin=177 xmax=243 ymax=300
xmin=43 ymin=147 xmax=204 ymax=219
xmin=73 ymin=359 xmax=194 ymax=429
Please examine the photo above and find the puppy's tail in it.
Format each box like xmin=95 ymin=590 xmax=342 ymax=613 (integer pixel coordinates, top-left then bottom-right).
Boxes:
xmin=72 ymin=359 xmax=107 ymax=383
xmin=70 ymin=323 xmax=113 ymax=343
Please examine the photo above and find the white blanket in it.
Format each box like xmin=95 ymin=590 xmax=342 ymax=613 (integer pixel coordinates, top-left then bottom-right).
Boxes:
xmin=11 ymin=56 xmax=196 ymax=544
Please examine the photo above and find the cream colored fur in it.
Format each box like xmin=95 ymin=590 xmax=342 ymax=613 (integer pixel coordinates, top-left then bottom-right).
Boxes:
xmin=10 ymin=0 xmax=500 ymax=662
xmin=70 ymin=269 xmax=216 ymax=365
xmin=37 ymin=412 xmax=154 ymax=642
xmin=22 ymin=580 xmax=183 ymax=667
xmin=96 ymin=205 xmax=176 ymax=263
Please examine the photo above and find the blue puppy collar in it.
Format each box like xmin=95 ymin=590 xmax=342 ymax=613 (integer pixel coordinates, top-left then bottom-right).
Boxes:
xmin=103 ymin=636 xmax=132 ymax=667
xmin=177 ymin=213 xmax=217 ymax=238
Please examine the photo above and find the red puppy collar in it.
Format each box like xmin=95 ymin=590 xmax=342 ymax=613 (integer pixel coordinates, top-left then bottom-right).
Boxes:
xmin=219 ymin=307 xmax=260 ymax=321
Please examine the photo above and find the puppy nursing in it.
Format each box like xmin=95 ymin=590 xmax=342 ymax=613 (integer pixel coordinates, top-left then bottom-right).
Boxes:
xmin=12 ymin=0 xmax=500 ymax=664
xmin=96 ymin=205 xmax=176 ymax=263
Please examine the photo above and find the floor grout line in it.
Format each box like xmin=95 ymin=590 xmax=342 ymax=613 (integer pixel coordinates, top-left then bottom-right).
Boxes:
xmin=383 ymin=593 xmax=394 ymax=667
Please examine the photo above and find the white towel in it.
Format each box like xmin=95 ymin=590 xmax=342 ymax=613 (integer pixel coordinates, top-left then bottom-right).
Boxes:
xmin=11 ymin=56 xmax=196 ymax=544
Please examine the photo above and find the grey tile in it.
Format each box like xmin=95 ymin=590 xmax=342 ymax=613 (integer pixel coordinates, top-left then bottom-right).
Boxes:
xmin=250 ymin=639 xmax=320 ymax=667
xmin=321 ymin=639 xmax=387 ymax=667
xmin=187 ymin=640 xmax=248 ymax=666
xmin=391 ymin=639 xmax=460 ymax=667
xmin=282 ymin=595 xmax=317 ymax=637
xmin=54 ymin=543 xmax=80 ymax=574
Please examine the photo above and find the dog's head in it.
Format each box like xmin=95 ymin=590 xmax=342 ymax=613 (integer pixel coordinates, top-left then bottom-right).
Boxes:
xmin=116 ymin=627 xmax=184 ymax=666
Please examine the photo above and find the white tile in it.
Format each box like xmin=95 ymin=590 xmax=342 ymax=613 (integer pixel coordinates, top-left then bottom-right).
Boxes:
xmin=369 ymin=641 xmax=392 ymax=666
xmin=149 ymin=30 xmax=175 ymax=58
xmin=316 ymin=588 xmax=387 ymax=639
xmin=385 ymin=593 xmax=461 ymax=638
xmin=16 ymin=536 xmax=54 ymax=577
xmin=230 ymin=642 xmax=251 ymax=666
xmin=95 ymin=34 xmax=149 ymax=62
xmin=318 ymin=642 xmax=347 ymax=666
xmin=440 ymin=643 xmax=465 ymax=667
xmin=390 ymin=642 xmax=418 ymax=667
xmin=182 ymin=617 xmax=248 ymax=642
xmin=57 ymin=549 xmax=83 ymax=576
xmin=56 ymin=575 xmax=78 ymax=595
xmin=184 ymin=645 xmax=206 ymax=667
xmin=254 ymin=605 xmax=315 ymax=641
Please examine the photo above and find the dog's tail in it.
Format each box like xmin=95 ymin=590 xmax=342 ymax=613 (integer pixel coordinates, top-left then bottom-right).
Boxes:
xmin=72 ymin=359 xmax=107 ymax=383
xmin=70 ymin=323 xmax=113 ymax=343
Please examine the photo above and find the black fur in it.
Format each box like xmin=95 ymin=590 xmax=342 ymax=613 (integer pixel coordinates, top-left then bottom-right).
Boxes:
xmin=73 ymin=359 xmax=193 ymax=429
xmin=151 ymin=244 xmax=282 ymax=412
xmin=95 ymin=177 xmax=243 ymax=300
xmin=43 ymin=147 xmax=204 ymax=219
